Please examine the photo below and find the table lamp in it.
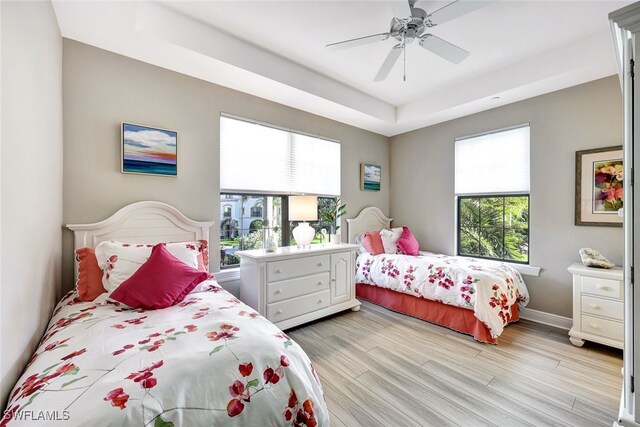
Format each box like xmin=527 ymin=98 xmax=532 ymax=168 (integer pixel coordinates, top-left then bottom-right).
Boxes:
xmin=289 ymin=196 xmax=318 ymax=247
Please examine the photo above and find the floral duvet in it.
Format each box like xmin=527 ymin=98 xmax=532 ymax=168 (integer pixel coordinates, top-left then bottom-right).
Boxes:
xmin=3 ymin=281 xmax=327 ymax=426
xmin=356 ymin=252 xmax=530 ymax=338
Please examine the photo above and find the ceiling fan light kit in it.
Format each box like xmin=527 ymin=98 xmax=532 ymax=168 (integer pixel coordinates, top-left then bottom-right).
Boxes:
xmin=326 ymin=0 xmax=488 ymax=82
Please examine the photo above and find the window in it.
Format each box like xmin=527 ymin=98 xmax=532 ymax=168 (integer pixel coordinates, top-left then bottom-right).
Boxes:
xmin=222 ymin=205 xmax=232 ymax=218
xmin=219 ymin=115 xmax=341 ymax=269
xmin=219 ymin=194 xmax=283 ymax=268
xmin=458 ymin=195 xmax=529 ymax=262
xmin=455 ymin=125 xmax=530 ymax=263
xmin=220 ymin=115 xmax=340 ymax=195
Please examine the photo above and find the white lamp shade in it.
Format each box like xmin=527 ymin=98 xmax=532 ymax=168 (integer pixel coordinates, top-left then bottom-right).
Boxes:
xmin=289 ymin=196 xmax=318 ymax=221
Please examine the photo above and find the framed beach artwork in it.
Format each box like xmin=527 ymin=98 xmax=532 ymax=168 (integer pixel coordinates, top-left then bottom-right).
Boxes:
xmin=575 ymin=146 xmax=623 ymax=227
xmin=361 ymin=163 xmax=381 ymax=191
xmin=121 ymin=123 xmax=177 ymax=176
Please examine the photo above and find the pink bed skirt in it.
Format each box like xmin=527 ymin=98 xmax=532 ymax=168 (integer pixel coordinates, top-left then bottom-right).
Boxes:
xmin=356 ymin=283 xmax=519 ymax=344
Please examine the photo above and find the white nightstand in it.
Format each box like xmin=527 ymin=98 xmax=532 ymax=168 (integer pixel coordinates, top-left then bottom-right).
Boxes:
xmin=238 ymin=243 xmax=361 ymax=330
xmin=568 ymin=262 xmax=624 ymax=349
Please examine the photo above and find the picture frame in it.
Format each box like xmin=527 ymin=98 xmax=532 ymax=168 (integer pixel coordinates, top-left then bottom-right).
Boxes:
xmin=575 ymin=145 xmax=623 ymax=227
xmin=121 ymin=122 xmax=177 ymax=177
xmin=360 ymin=163 xmax=381 ymax=191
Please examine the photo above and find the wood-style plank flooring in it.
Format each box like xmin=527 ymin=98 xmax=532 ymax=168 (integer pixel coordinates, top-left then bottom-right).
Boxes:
xmin=288 ymin=301 xmax=623 ymax=427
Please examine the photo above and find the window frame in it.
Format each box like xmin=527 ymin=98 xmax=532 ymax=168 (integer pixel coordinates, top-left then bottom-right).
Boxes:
xmin=456 ymin=193 xmax=530 ymax=265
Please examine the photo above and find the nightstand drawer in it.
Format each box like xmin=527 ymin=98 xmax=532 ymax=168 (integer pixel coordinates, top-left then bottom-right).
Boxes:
xmin=267 ymin=290 xmax=331 ymax=322
xmin=581 ymin=295 xmax=623 ymax=321
xmin=267 ymin=255 xmax=330 ymax=282
xmin=267 ymin=272 xmax=330 ymax=303
xmin=581 ymin=276 xmax=622 ymax=300
xmin=581 ymin=314 xmax=623 ymax=341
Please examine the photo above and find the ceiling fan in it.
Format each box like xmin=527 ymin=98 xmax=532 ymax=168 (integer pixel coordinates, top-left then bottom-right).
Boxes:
xmin=326 ymin=0 xmax=488 ymax=82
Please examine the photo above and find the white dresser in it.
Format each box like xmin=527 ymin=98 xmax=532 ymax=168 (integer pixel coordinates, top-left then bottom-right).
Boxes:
xmin=568 ymin=262 xmax=624 ymax=349
xmin=238 ymin=243 xmax=361 ymax=330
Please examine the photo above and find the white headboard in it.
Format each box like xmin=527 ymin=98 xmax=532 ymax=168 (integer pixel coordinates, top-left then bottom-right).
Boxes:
xmin=346 ymin=207 xmax=393 ymax=243
xmin=67 ymin=201 xmax=214 ymax=277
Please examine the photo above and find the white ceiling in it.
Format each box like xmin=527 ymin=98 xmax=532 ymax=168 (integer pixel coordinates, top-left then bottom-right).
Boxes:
xmin=51 ymin=0 xmax=631 ymax=136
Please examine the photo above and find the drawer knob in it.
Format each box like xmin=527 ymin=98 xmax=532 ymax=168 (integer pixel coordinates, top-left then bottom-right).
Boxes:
xmin=317 ymin=263 xmax=324 ymax=267
xmin=275 ymin=289 xmax=283 ymax=294
xmin=318 ymin=299 xmax=323 ymax=303
xmin=596 ymin=284 xmax=608 ymax=290
xmin=276 ymin=309 xmax=283 ymax=315
xmin=590 ymin=323 xmax=600 ymax=329
xmin=589 ymin=303 xmax=600 ymax=309
xmin=275 ymin=269 xmax=283 ymax=274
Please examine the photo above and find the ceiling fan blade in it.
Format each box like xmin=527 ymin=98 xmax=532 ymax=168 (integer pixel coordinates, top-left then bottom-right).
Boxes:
xmin=390 ymin=0 xmax=412 ymax=18
xmin=428 ymin=0 xmax=492 ymax=25
xmin=326 ymin=33 xmax=390 ymax=50
xmin=419 ymin=34 xmax=469 ymax=64
xmin=374 ymin=44 xmax=403 ymax=82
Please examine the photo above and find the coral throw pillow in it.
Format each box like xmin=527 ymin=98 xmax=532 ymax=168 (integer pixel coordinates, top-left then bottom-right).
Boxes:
xmin=362 ymin=231 xmax=385 ymax=255
xmin=75 ymin=247 xmax=107 ymax=302
xmin=110 ymin=243 xmax=209 ymax=310
xmin=396 ymin=226 xmax=420 ymax=256
xmin=196 ymin=240 xmax=209 ymax=272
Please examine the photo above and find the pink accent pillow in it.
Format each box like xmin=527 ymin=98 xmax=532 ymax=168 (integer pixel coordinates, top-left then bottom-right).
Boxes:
xmin=396 ymin=227 xmax=420 ymax=256
xmin=362 ymin=231 xmax=385 ymax=255
xmin=111 ymin=243 xmax=209 ymax=310
xmin=75 ymin=248 xmax=107 ymax=302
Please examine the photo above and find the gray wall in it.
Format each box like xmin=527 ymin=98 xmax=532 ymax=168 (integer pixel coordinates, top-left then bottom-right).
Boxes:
xmin=1 ymin=1 xmax=63 ymax=406
xmin=390 ymin=76 xmax=623 ymax=318
xmin=62 ymin=40 xmax=390 ymax=292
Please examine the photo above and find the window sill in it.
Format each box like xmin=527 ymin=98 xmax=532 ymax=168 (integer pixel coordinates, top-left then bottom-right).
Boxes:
xmin=213 ymin=268 xmax=240 ymax=283
xmin=507 ymin=263 xmax=541 ymax=277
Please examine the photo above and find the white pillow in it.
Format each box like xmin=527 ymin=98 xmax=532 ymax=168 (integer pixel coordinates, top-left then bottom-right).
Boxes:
xmin=379 ymin=228 xmax=403 ymax=254
xmin=95 ymin=241 xmax=201 ymax=292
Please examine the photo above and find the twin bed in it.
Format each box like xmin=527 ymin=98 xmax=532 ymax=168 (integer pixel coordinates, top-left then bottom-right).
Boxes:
xmin=3 ymin=202 xmax=326 ymax=426
xmin=3 ymin=203 xmax=529 ymax=426
xmin=347 ymin=207 xmax=529 ymax=344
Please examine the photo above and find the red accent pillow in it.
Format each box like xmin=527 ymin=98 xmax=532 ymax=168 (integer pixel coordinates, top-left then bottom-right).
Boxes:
xmin=75 ymin=248 xmax=107 ymax=302
xmin=396 ymin=226 xmax=420 ymax=256
xmin=111 ymin=243 xmax=209 ymax=309
xmin=362 ymin=231 xmax=385 ymax=255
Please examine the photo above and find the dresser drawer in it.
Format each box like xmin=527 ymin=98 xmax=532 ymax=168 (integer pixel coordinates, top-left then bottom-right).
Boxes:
xmin=267 ymin=272 xmax=330 ymax=303
xmin=267 ymin=255 xmax=330 ymax=282
xmin=267 ymin=290 xmax=330 ymax=323
xmin=581 ymin=276 xmax=622 ymax=300
xmin=581 ymin=314 xmax=623 ymax=341
xmin=581 ymin=295 xmax=623 ymax=321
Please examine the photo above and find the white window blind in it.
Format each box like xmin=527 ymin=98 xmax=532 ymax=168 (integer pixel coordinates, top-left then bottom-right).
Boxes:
xmin=455 ymin=125 xmax=530 ymax=194
xmin=220 ymin=116 xmax=340 ymax=196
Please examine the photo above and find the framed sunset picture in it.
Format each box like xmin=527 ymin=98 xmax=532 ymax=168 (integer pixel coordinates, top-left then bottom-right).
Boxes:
xmin=121 ymin=123 xmax=177 ymax=176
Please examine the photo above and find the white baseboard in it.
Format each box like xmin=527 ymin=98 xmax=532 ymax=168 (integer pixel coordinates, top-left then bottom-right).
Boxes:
xmin=519 ymin=307 xmax=572 ymax=330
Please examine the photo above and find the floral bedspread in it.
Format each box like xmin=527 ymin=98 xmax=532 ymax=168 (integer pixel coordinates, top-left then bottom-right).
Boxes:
xmin=356 ymin=252 xmax=530 ymax=338
xmin=3 ymin=281 xmax=327 ymax=426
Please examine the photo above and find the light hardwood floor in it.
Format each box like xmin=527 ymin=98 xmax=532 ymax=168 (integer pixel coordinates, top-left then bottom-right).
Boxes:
xmin=288 ymin=301 xmax=623 ymax=427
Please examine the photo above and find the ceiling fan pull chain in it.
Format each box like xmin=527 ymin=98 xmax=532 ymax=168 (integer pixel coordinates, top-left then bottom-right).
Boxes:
xmin=403 ymin=44 xmax=407 ymax=82
xmin=402 ymin=32 xmax=407 ymax=82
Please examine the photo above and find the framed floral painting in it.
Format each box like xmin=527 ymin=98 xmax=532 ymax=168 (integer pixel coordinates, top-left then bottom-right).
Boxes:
xmin=575 ymin=146 xmax=623 ymax=227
